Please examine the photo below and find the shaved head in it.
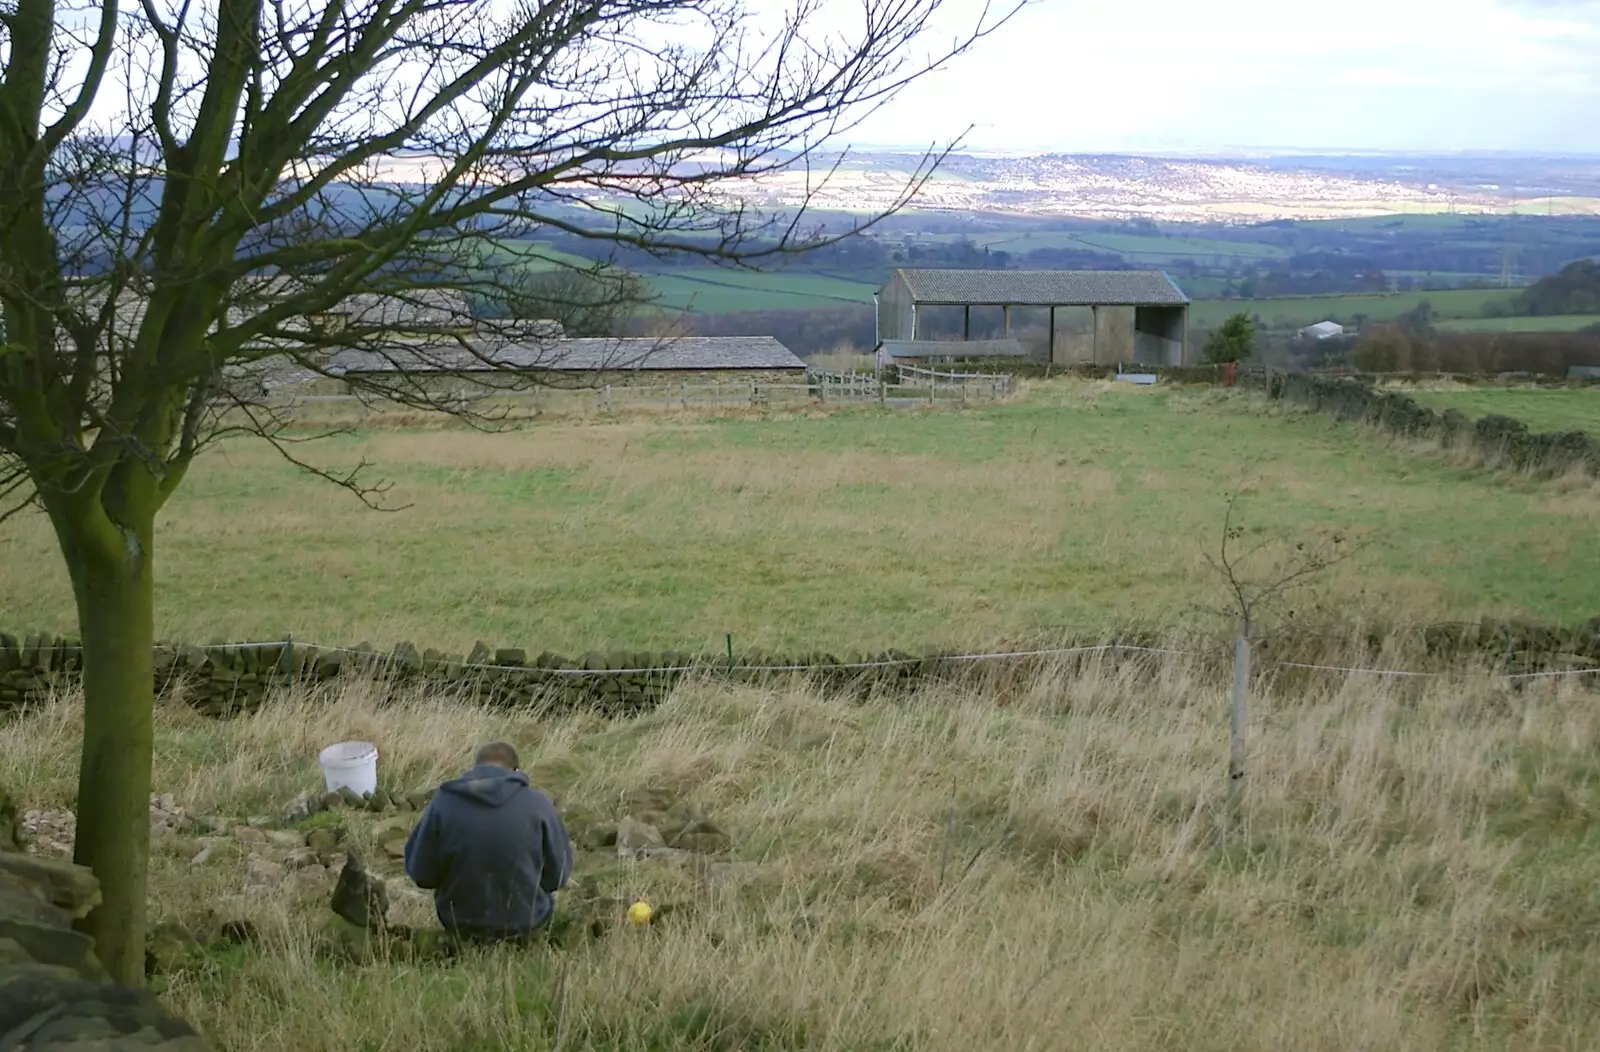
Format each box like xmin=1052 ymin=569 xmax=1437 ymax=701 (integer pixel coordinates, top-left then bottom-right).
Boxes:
xmin=474 ymin=741 xmax=520 ymax=769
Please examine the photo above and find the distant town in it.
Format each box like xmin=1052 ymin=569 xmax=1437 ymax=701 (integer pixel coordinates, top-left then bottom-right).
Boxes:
xmin=704 ymin=150 xmax=1600 ymax=223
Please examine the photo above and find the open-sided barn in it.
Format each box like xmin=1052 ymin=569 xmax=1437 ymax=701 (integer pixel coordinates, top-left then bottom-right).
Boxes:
xmin=875 ymin=268 xmax=1190 ymax=365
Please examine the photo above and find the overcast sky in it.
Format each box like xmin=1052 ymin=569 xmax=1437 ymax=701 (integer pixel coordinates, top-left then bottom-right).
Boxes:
xmin=839 ymin=0 xmax=1600 ymax=154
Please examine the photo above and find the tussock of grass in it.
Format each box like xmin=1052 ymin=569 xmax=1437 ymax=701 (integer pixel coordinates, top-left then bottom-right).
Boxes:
xmin=6 ymin=652 xmax=1598 ymax=1050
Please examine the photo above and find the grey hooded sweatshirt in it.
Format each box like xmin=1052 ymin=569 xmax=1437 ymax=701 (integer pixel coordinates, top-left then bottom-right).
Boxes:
xmin=403 ymin=764 xmax=572 ymax=935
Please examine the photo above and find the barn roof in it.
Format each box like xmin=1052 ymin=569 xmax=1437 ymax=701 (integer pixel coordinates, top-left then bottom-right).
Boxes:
xmin=889 ymin=269 xmax=1188 ymax=307
xmin=326 ymin=335 xmax=805 ymax=374
xmin=876 ymin=338 xmax=1028 ymax=360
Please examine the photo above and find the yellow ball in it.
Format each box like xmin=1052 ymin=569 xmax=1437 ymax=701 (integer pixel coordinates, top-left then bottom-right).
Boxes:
xmin=626 ymin=901 xmax=653 ymax=926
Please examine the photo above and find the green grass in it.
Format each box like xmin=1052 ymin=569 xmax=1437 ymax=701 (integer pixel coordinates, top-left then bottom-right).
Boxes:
xmin=1395 ymin=385 xmax=1600 ymax=434
xmin=642 ymin=268 xmax=879 ymax=313
xmin=1437 ymin=314 xmax=1600 ymax=333
xmin=474 ymin=238 xmax=594 ymax=272
xmin=1062 ymin=232 xmax=1288 ymax=260
xmin=3 ymin=382 xmax=1597 ymax=656
xmin=1191 ymin=288 xmax=1524 ymax=330
xmin=917 ymin=230 xmax=1290 ymax=262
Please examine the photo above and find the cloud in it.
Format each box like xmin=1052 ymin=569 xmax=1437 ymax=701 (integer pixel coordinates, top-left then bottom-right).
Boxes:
xmin=834 ymin=0 xmax=1600 ymax=151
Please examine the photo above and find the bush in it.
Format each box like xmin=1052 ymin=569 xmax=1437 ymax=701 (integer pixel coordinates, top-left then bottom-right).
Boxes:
xmin=1201 ymin=313 xmax=1255 ymax=364
xmin=1351 ymin=324 xmax=1412 ymax=373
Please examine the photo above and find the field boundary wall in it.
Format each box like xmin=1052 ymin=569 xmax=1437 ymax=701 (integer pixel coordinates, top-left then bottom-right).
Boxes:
xmin=4 ymin=619 xmax=1598 ymax=718
xmin=1242 ymin=370 xmax=1600 ymax=477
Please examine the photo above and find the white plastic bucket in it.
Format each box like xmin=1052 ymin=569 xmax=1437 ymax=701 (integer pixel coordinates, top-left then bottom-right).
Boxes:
xmin=318 ymin=740 xmax=379 ymax=796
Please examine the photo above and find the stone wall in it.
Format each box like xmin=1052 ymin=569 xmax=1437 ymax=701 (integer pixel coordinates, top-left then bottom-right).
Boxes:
xmin=900 ymin=360 xmax=1234 ymax=383
xmin=322 ymin=369 xmax=809 ymax=396
xmin=1244 ymin=371 xmax=1600 ymax=478
xmin=3 ymin=619 xmax=1598 ymax=719
xmin=0 ymin=787 xmax=212 ymax=1050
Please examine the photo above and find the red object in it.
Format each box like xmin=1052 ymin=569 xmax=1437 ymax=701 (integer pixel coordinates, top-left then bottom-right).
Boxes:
xmin=1222 ymin=361 xmax=1237 ymax=387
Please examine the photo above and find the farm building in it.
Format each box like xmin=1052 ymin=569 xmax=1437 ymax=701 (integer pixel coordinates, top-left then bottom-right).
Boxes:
xmin=321 ymin=335 xmax=807 ymax=386
xmin=874 ymin=269 xmax=1190 ymax=366
xmin=1299 ymin=320 xmax=1345 ymax=341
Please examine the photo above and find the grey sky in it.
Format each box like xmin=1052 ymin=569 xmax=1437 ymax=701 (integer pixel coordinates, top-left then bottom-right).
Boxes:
xmin=838 ymin=0 xmax=1600 ymax=154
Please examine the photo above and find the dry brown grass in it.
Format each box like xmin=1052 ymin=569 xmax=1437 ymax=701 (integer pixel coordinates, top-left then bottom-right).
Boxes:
xmin=7 ymin=650 xmax=1598 ymax=1051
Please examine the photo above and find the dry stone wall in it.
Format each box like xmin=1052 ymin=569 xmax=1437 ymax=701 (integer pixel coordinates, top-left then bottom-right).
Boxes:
xmin=0 ymin=788 xmax=212 ymax=1050
xmin=1245 ymin=371 xmax=1600 ymax=478
xmin=3 ymin=619 xmax=1599 ymax=719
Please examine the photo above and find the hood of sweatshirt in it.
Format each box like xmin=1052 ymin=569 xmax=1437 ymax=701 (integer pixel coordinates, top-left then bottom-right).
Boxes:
xmin=438 ymin=764 xmax=529 ymax=808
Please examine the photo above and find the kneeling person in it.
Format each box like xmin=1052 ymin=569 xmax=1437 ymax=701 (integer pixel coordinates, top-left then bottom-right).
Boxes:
xmin=403 ymin=741 xmax=572 ymax=942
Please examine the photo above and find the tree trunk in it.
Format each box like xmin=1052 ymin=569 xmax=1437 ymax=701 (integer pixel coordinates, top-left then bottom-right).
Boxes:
xmin=61 ymin=514 xmax=156 ymax=986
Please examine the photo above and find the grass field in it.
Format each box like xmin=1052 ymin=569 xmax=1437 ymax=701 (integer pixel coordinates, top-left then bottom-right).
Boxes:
xmin=642 ymin=268 xmax=880 ymax=314
xmin=1437 ymin=314 xmax=1600 ymax=334
xmin=475 ymin=238 xmax=594 ymax=272
xmin=1061 ymin=232 xmax=1288 ymax=261
xmin=3 ymin=382 xmax=1598 ymax=656
xmin=6 ymin=378 xmax=1600 ymax=1052
xmin=1395 ymin=385 xmax=1600 ymax=434
xmin=915 ymin=230 xmax=1290 ymax=262
xmin=1189 ymin=288 xmax=1524 ymax=330
xmin=7 ymin=646 xmax=1599 ymax=1050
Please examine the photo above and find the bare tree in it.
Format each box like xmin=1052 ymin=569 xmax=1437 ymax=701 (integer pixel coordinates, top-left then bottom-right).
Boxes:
xmin=1202 ymin=491 xmax=1368 ymax=817
xmin=0 ymin=0 xmax=1021 ymax=981
xmin=496 ymin=264 xmax=651 ymax=337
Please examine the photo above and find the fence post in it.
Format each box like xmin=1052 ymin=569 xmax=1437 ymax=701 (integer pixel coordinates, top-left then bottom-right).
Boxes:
xmin=878 ymin=372 xmax=886 ymax=408
xmin=1229 ymin=629 xmax=1250 ymax=821
xmin=929 ymin=369 xmax=936 ymax=404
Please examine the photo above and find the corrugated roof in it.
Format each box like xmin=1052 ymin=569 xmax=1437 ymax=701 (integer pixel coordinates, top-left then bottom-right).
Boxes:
xmin=327 ymin=336 xmax=805 ymax=374
xmin=876 ymin=338 xmax=1028 ymax=359
xmin=890 ymin=269 xmax=1188 ymax=307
